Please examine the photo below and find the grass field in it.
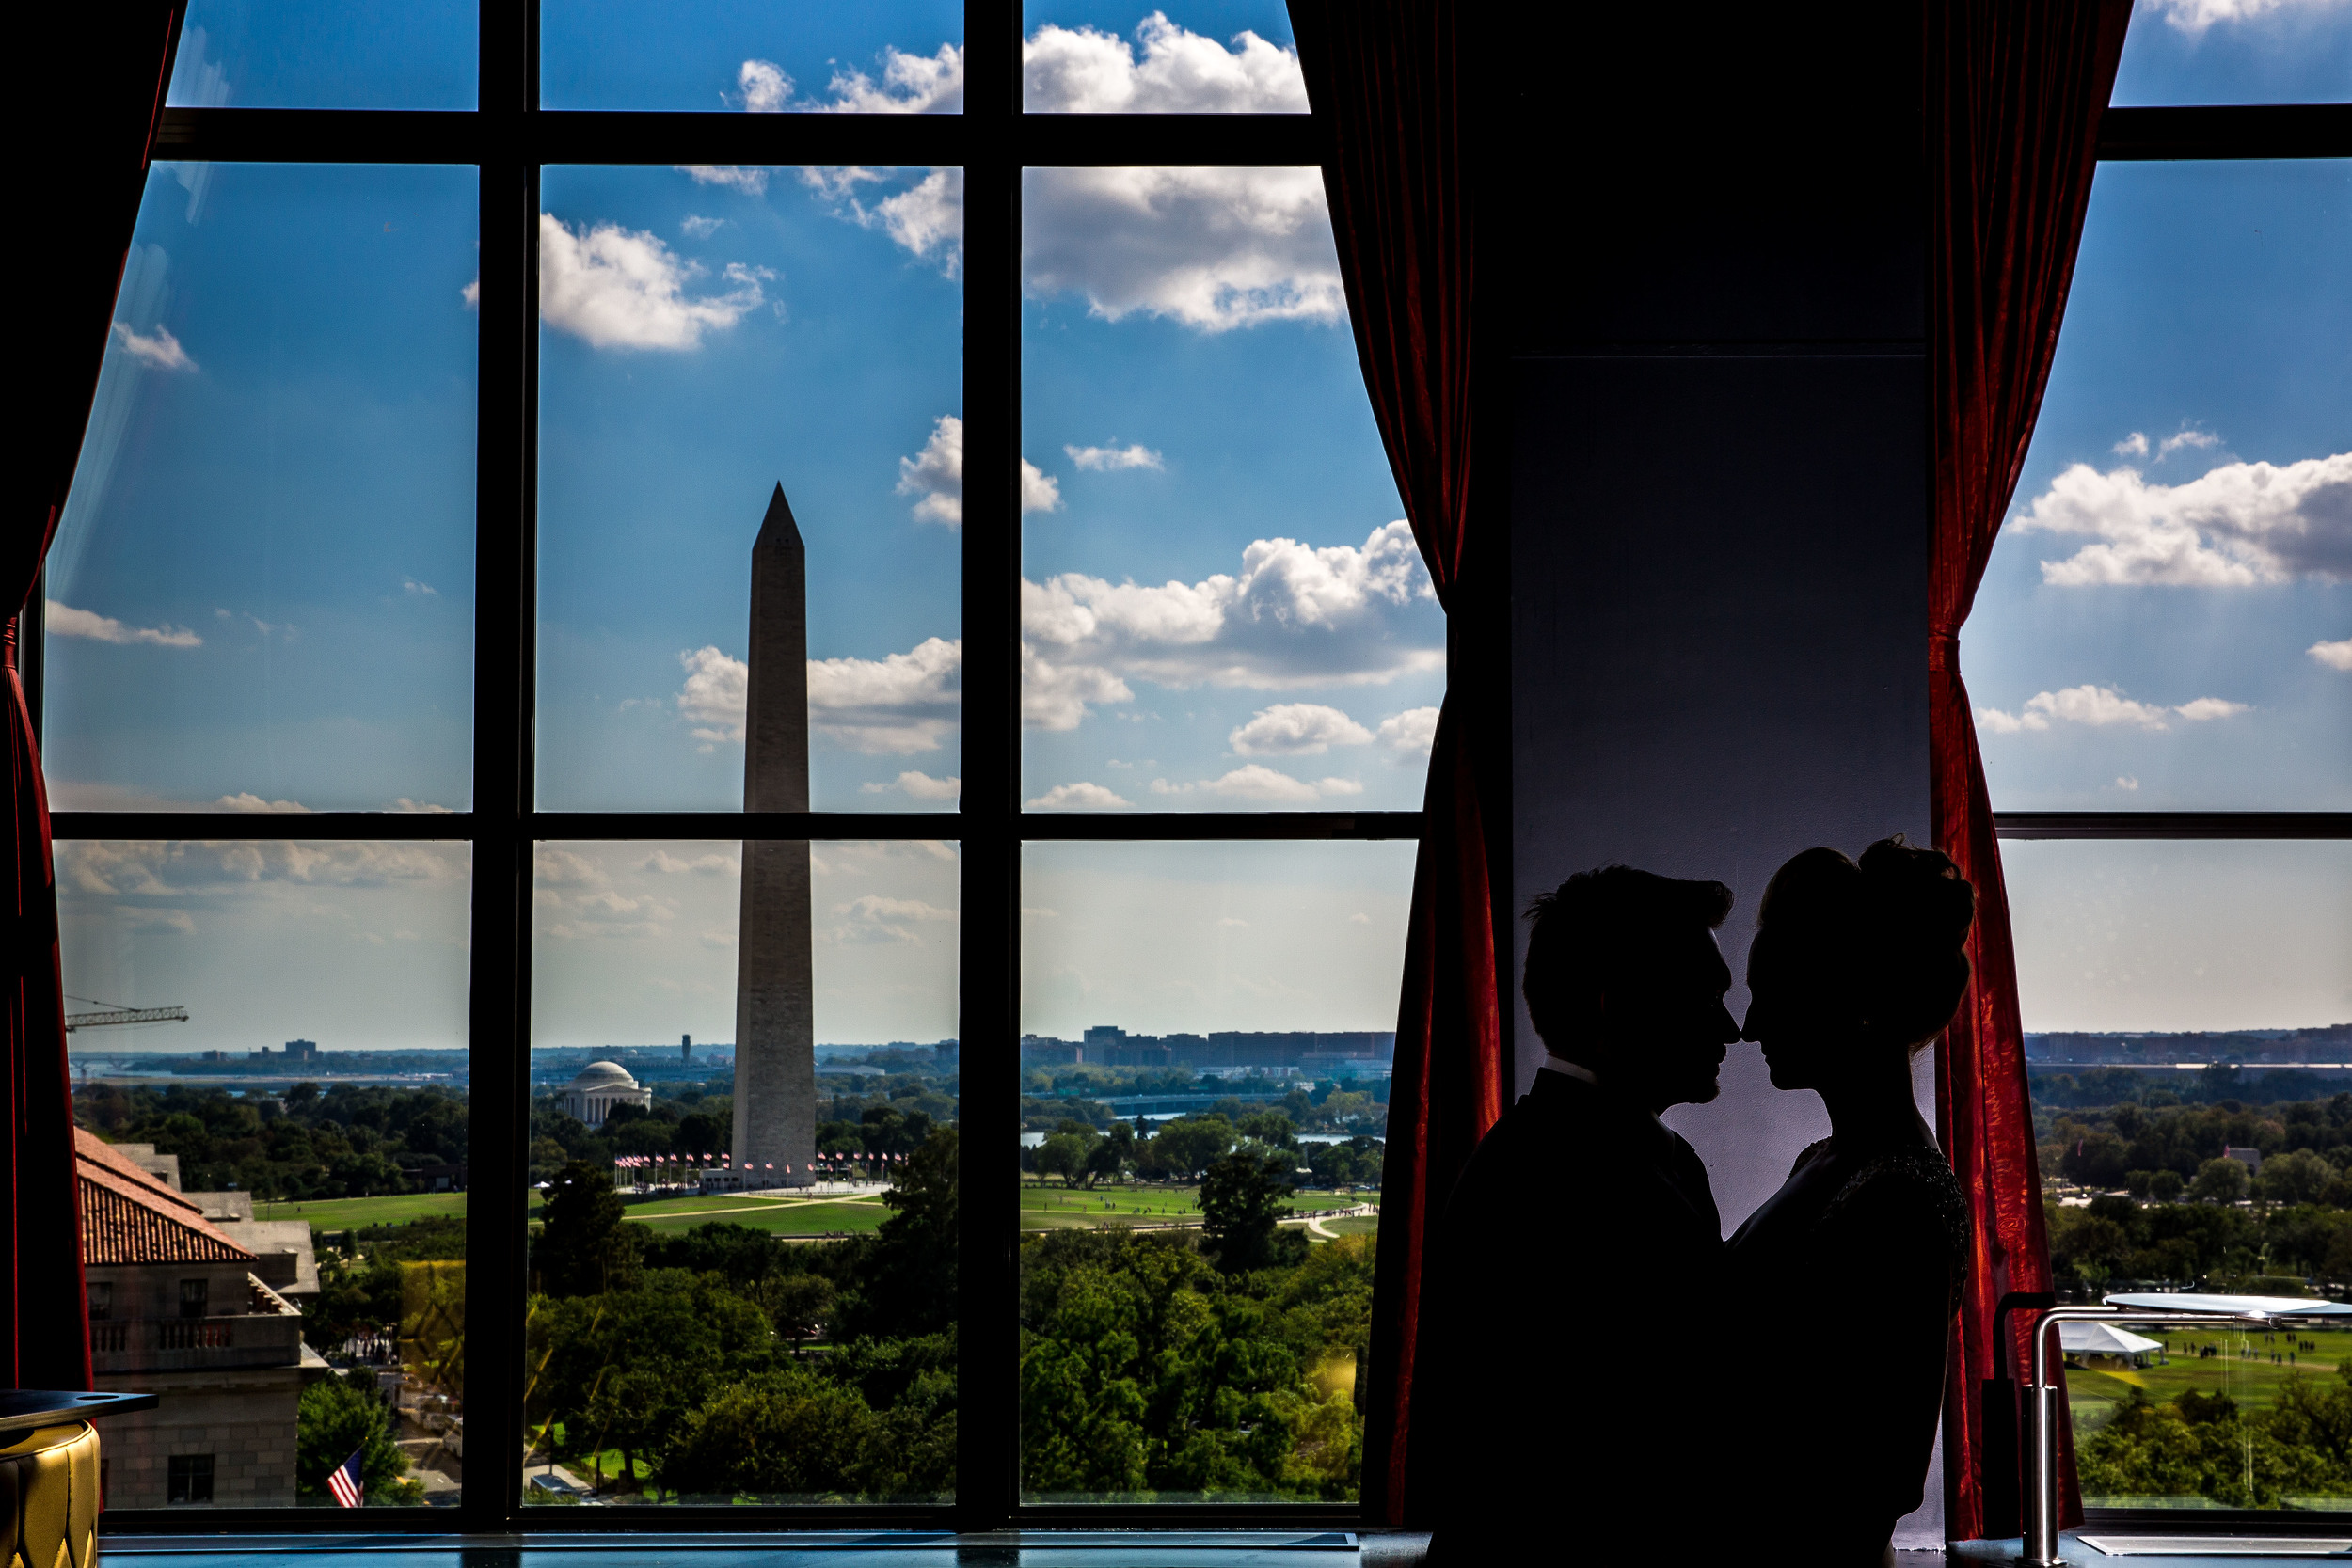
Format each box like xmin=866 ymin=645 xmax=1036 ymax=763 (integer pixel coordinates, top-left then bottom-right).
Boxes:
xmin=1017 ymin=1182 xmax=1379 ymax=1235
xmin=625 ymin=1197 xmax=889 ymax=1237
xmin=258 ymin=1193 xmax=466 ymax=1229
xmin=2067 ymin=1326 xmax=2350 ymax=1433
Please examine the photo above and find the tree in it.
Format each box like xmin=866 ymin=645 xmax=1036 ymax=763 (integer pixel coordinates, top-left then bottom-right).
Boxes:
xmin=536 ymin=1161 xmax=639 ymax=1296
xmin=1238 ymin=1110 xmax=1298 ymax=1150
xmin=1035 ymin=1132 xmax=1092 ymax=1188
xmin=762 ymin=1273 xmax=835 ymax=1354
xmin=297 ymin=1371 xmax=422 ymax=1505
xmin=837 ymin=1127 xmax=958 ymax=1339
xmin=2255 ymin=1148 xmax=2332 ymax=1205
xmin=2192 ymin=1156 xmax=2250 ymax=1205
xmin=2149 ymin=1168 xmax=2185 ymax=1201
xmin=1084 ymin=1122 xmax=1135 ymax=1186
xmin=1152 ymin=1116 xmax=1235 ymax=1180
xmin=1200 ymin=1151 xmax=1300 ymax=1275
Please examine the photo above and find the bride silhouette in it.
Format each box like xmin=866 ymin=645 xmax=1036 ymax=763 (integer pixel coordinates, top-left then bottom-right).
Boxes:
xmin=1728 ymin=836 xmax=1977 ymax=1565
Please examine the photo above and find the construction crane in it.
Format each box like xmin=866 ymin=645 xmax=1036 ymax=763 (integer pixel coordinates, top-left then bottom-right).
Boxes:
xmin=63 ymin=994 xmax=189 ymax=1033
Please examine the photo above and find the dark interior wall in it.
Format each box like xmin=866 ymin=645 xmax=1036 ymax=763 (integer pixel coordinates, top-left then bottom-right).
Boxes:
xmin=1493 ymin=6 xmax=1939 ymax=1532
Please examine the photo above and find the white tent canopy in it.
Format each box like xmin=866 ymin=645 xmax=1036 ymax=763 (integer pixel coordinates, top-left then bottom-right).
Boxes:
xmin=2060 ymin=1322 xmax=2164 ymax=1357
xmin=2106 ymin=1292 xmax=2352 ymax=1321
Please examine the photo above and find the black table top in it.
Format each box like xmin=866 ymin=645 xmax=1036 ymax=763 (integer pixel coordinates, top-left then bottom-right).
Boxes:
xmin=0 ymin=1389 xmax=160 ymax=1433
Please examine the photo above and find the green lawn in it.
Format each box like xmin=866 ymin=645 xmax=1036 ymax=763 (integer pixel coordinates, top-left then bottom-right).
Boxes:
xmin=2066 ymin=1326 xmax=2350 ymax=1433
xmin=1017 ymin=1181 xmax=1379 ymax=1233
xmin=257 ymin=1192 xmax=466 ymax=1228
xmin=627 ymin=1198 xmax=889 ymax=1237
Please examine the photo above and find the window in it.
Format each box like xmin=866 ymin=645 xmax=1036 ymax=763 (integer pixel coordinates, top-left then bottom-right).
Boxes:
xmin=88 ymin=1282 xmax=112 ymax=1321
xmin=179 ymin=1279 xmax=209 ymax=1320
xmin=49 ymin=0 xmax=1404 ymax=1532
xmin=1984 ymin=11 xmax=2349 ymax=1520
xmin=167 ymin=1454 xmax=215 ymax=1505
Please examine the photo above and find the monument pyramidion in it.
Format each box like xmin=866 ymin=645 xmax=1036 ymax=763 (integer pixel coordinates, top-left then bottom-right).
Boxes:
xmin=723 ymin=483 xmax=818 ymax=1189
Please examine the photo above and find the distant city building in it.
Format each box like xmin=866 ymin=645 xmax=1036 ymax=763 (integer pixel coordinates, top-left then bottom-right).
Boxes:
xmin=558 ymin=1061 xmax=654 ymax=1128
xmin=2221 ymin=1146 xmax=2263 ymax=1173
xmin=80 ymin=1129 xmax=318 ymax=1507
xmin=247 ymin=1038 xmax=320 ymax=1064
xmin=681 ymin=1033 xmax=692 ymax=1064
xmin=1021 ymin=1029 xmax=1396 ymax=1073
xmin=2023 ymin=1024 xmax=2352 ymax=1067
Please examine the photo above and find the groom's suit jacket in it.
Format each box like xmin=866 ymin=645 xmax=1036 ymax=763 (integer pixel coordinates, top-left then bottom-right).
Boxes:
xmin=1414 ymin=1069 xmax=1725 ymax=1561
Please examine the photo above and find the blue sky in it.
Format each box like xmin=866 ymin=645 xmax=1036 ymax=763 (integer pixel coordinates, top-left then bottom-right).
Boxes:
xmin=1965 ymin=158 xmax=2348 ymax=813
xmin=2110 ymin=0 xmax=2352 ymax=105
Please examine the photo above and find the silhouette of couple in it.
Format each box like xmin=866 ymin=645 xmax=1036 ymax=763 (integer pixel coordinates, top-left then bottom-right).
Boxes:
xmin=1418 ymin=837 xmax=1977 ymax=1568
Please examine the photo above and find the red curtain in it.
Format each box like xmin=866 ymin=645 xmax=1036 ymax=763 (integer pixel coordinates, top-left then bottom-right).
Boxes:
xmin=5 ymin=2 xmax=184 ymax=1386
xmin=1929 ymin=0 xmax=2131 ymax=1540
xmin=1291 ymin=0 xmax=1502 ymax=1527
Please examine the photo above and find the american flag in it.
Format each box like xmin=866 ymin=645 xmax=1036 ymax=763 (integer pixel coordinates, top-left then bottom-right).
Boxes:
xmin=326 ymin=1446 xmax=366 ymax=1508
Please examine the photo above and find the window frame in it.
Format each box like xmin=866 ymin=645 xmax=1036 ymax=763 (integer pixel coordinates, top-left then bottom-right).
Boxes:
xmin=52 ymin=0 xmax=1410 ymax=1536
xmin=1995 ymin=97 xmax=2352 ymax=1534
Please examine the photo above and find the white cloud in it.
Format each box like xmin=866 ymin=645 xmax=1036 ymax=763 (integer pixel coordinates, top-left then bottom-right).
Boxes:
xmin=2309 ymin=638 xmax=2352 ymax=671
xmin=803 ymin=166 xmax=963 ymax=275
xmin=2158 ymin=426 xmax=2221 ymax=459
xmin=216 ymin=793 xmax=310 ymax=814
xmin=829 ymin=894 xmax=958 ymax=945
xmin=676 ymin=646 xmax=749 ymax=743
xmin=863 ymin=770 xmax=962 ymax=800
xmin=739 ymin=57 xmax=792 ymax=112
xmin=820 ymin=43 xmax=964 ymax=114
xmin=1025 ymin=782 xmax=1132 ymax=810
xmin=1149 ymin=765 xmax=1361 ymax=803
xmin=1066 ymin=442 xmax=1164 ymax=471
xmin=2114 ymin=776 xmax=2140 ymax=792
xmin=896 ymin=414 xmax=1059 ymax=524
xmin=1975 ymin=684 xmax=2250 ymax=734
xmin=1020 ymin=521 xmax=1441 ymax=727
xmin=462 ymin=277 xmax=480 ymax=309
xmin=898 ymin=415 xmax=964 ymax=525
xmin=109 ymin=322 xmax=197 ymax=372
xmin=2113 ymin=432 xmax=2149 ymax=457
xmin=1023 ymin=460 xmax=1062 ymax=515
xmin=46 ymin=601 xmax=200 ymax=648
xmin=403 ymin=578 xmax=437 ymax=596
xmin=1228 ymin=703 xmax=1373 ymax=756
xmin=538 ymin=214 xmax=766 ymax=350
xmin=1376 ymin=705 xmax=1441 ymax=757
xmin=1025 ymin=12 xmax=1308 ymax=113
xmin=390 ymin=799 xmax=455 ymax=814
xmin=639 ymin=850 xmax=739 ymax=875
xmin=2148 ymin=0 xmax=2345 ymax=37
xmin=66 ymin=840 xmax=463 ymax=901
xmin=808 ymin=636 xmax=961 ymax=754
xmin=681 ymin=214 xmax=727 ymax=238
xmin=2010 ymin=451 xmax=2351 ymax=585
xmin=1023 ymin=164 xmax=1343 ymax=332
xmin=676 ymin=165 xmax=770 ymax=195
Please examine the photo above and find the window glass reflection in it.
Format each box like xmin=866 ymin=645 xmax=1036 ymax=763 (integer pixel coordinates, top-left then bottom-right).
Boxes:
xmin=1017 ymin=840 xmax=1410 ymax=1501
xmin=542 ymin=1 xmax=962 ymax=112
xmin=527 ymin=840 xmax=958 ymax=1504
xmin=2006 ymin=839 xmax=2352 ymax=1511
xmin=60 ymin=839 xmax=473 ymax=1509
xmin=1022 ymin=5 xmax=1306 ymax=112
xmin=535 ymin=166 xmax=962 ymax=813
xmin=2110 ymin=0 xmax=2351 ymax=108
xmin=46 ymin=163 xmax=480 ymax=814
xmin=167 ymin=2 xmax=479 ymax=110
xmin=1020 ymin=167 xmax=1438 ymax=813
xmin=1967 ymin=161 xmax=2350 ymax=811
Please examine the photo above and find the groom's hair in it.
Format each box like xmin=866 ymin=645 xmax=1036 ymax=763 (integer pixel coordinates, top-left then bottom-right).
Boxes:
xmin=1523 ymin=866 xmax=1734 ymax=1053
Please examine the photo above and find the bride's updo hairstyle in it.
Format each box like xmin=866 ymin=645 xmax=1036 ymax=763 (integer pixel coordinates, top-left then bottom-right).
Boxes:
xmin=1755 ymin=835 xmax=1977 ymax=1057
xmin=1855 ymin=835 xmax=1977 ymax=1053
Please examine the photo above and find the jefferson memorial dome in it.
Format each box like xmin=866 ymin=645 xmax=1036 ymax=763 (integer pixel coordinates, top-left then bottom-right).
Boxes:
xmin=559 ymin=1060 xmax=653 ymax=1128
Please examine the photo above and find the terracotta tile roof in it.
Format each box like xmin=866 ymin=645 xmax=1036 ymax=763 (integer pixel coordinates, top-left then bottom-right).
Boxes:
xmin=76 ymin=1128 xmax=255 ymax=1267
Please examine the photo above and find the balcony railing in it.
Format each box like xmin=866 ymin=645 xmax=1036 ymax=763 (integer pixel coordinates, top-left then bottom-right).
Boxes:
xmin=89 ymin=1310 xmax=305 ymax=1374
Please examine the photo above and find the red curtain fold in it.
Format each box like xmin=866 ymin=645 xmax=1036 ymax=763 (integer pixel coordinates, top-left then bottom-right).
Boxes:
xmin=6 ymin=1 xmax=184 ymax=1386
xmin=1929 ymin=0 xmax=2131 ymax=1541
xmin=1291 ymin=0 xmax=1501 ymax=1527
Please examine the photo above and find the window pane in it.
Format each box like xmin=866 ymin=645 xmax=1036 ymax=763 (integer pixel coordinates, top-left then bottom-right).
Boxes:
xmin=46 ymin=163 xmax=480 ymax=814
xmin=2111 ymin=0 xmax=2351 ymax=107
xmin=2008 ymin=839 xmax=2352 ymax=1513
xmin=536 ymin=166 xmax=962 ymax=812
xmin=542 ymin=2 xmax=962 ymax=112
xmin=1020 ymin=167 xmax=1438 ymax=814
xmin=1017 ymin=840 xmax=1409 ymax=1503
xmin=61 ymin=838 xmax=473 ymax=1510
xmin=1967 ymin=161 xmax=2350 ymax=811
xmin=167 ymin=2 xmax=479 ymax=110
xmin=527 ymin=839 xmax=958 ymax=1505
xmin=1023 ymin=5 xmax=1307 ymax=112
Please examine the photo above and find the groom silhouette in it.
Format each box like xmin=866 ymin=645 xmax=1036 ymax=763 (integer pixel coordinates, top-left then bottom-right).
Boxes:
xmin=1415 ymin=865 xmax=1740 ymax=1562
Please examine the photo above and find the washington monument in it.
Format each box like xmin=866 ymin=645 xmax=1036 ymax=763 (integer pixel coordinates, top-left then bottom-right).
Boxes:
xmin=730 ymin=483 xmax=817 ymax=1186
